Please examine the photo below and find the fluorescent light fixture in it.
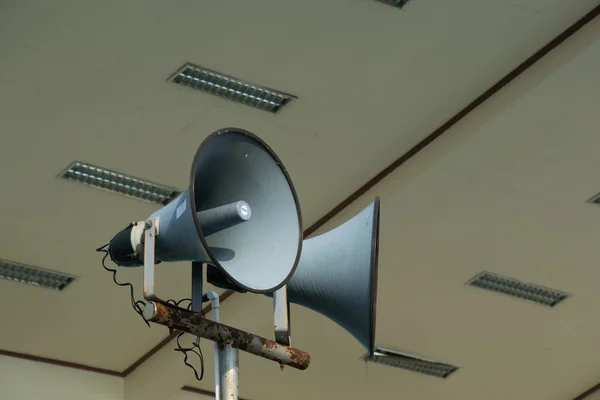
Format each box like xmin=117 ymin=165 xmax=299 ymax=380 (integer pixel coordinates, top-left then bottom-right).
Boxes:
xmin=169 ymin=63 xmax=295 ymax=113
xmin=365 ymin=348 xmax=458 ymax=378
xmin=0 ymin=259 xmax=76 ymax=291
xmin=588 ymin=193 xmax=600 ymax=205
xmin=375 ymin=0 xmax=412 ymax=9
xmin=467 ymin=271 xmax=569 ymax=307
xmin=60 ymin=161 xmax=181 ymax=205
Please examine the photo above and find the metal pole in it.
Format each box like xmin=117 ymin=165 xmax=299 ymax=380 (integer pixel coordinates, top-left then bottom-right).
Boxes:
xmin=219 ymin=343 xmax=239 ymax=400
xmin=206 ymin=291 xmax=222 ymax=400
xmin=143 ymin=301 xmax=311 ymax=370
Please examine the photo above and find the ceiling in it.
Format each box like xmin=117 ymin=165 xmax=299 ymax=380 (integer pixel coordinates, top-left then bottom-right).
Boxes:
xmin=190 ymin=12 xmax=600 ymax=400
xmin=0 ymin=0 xmax=599 ymax=399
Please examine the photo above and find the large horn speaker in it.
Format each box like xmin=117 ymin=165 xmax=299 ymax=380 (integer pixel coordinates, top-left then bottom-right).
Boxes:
xmin=108 ymin=127 xmax=303 ymax=294
xmin=208 ymin=197 xmax=380 ymax=354
xmin=284 ymin=198 xmax=380 ymax=355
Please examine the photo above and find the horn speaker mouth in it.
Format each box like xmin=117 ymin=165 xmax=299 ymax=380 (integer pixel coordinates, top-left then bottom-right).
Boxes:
xmin=189 ymin=127 xmax=303 ymax=294
xmin=368 ymin=196 xmax=381 ymax=357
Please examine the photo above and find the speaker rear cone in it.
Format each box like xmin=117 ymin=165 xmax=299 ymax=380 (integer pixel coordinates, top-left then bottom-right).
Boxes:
xmin=285 ymin=198 xmax=380 ymax=355
xmin=208 ymin=197 xmax=381 ymax=355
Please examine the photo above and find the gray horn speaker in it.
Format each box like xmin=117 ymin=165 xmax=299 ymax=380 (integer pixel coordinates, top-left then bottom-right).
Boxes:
xmin=208 ymin=197 xmax=380 ymax=355
xmin=108 ymin=127 xmax=303 ymax=294
xmin=284 ymin=198 xmax=380 ymax=356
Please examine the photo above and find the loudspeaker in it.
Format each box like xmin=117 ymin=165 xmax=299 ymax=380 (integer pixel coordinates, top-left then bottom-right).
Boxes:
xmin=208 ymin=197 xmax=380 ymax=355
xmin=108 ymin=127 xmax=303 ymax=294
xmin=284 ymin=198 xmax=380 ymax=355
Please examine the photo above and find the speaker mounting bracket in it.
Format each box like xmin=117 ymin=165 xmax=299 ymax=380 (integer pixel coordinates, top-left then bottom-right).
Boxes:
xmin=143 ymin=217 xmax=166 ymax=304
xmin=273 ymin=286 xmax=291 ymax=346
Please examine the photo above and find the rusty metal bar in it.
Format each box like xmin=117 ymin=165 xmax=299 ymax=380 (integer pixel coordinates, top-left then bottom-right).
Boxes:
xmin=143 ymin=302 xmax=311 ymax=371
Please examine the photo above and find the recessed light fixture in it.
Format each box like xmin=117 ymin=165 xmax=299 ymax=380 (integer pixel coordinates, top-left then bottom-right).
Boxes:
xmin=169 ymin=63 xmax=295 ymax=113
xmin=467 ymin=271 xmax=569 ymax=307
xmin=588 ymin=193 xmax=600 ymax=205
xmin=60 ymin=161 xmax=181 ymax=205
xmin=365 ymin=348 xmax=458 ymax=378
xmin=0 ymin=259 xmax=76 ymax=291
xmin=375 ymin=0 xmax=412 ymax=9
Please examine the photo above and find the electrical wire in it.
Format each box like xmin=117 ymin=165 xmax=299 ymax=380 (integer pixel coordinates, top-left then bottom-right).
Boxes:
xmin=96 ymin=244 xmax=149 ymax=327
xmin=166 ymin=298 xmax=206 ymax=381
xmin=97 ymin=244 xmax=206 ymax=381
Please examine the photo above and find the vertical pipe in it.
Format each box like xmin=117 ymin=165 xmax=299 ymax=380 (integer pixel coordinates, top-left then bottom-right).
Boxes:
xmin=191 ymin=263 xmax=204 ymax=314
xmin=219 ymin=344 xmax=239 ymax=400
xmin=206 ymin=291 xmax=221 ymax=400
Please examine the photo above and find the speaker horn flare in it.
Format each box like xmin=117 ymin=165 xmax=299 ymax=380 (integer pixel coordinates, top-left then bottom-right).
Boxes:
xmin=284 ymin=198 xmax=380 ymax=355
xmin=108 ymin=128 xmax=303 ymax=294
xmin=208 ymin=197 xmax=381 ymax=355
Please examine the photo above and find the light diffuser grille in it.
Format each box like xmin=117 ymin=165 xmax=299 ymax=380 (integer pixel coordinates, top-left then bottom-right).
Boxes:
xmin=366 ymin=348 xmax=458 ymax=378
xmin=467 ymin=271 xmax=569 ymax=307
xmin=375 ymin=0 xmax=411 ymax=9
xmin=170 ymin=64 xmax=295 ymax=113
xmin=0 ymin=259 xmax=76 ymax=291
xmin=588 ymin=193 xmax=600 ymax=205
xmin=61 ymin=162 xmax=181 ymax=205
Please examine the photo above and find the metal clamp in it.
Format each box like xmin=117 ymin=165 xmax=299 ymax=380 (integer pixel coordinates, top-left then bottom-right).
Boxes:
xmin=143 ymin=217 xmax=165 ymax=303
xmin=273 ymin=286 xmax=291 ymax=346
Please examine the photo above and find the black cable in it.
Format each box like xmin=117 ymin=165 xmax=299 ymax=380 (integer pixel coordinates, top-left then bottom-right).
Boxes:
xmin=96 ymin=244 xmax=150 ymax=328
xmin=166 ymin=297 xmax=206 ymax=381
xmin=166 ymin=298 xmax=193 ymax=309
xmin=97 ymin=243 xmax=205 ymax=381
xmin=174 ymin=331 xmax=204 ymax=381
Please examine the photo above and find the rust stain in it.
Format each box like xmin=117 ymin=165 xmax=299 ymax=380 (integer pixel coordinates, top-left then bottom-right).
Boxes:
xmin=154 ymin=303 xmax=170 ymax=322
xmin=264 ymin=340 xmax=277 ymax=350
xmin=288 ymin=349 xmax=311 ymax=370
